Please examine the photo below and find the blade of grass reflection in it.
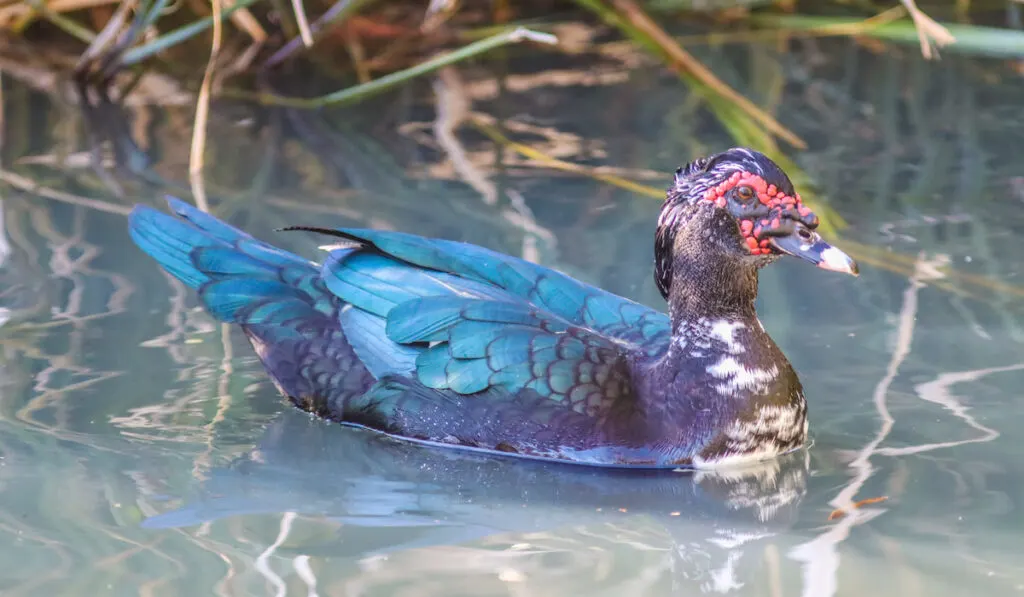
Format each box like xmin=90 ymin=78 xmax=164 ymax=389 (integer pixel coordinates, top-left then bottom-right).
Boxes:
xmin=573 ymin=0 xmax=805 ymax=148
xmin=471 ymin=120 xmax=667 ymax=199
xmin=204 ymin=118 xmax=285 ymax=225
xmin=838 ymin=238 xmax=1024 ymax=300
xmin=253 ymin=511 xmax=296 ymax=597
xmin=1 ymin=451 xmax=187 ymax=595
xmin=191 ymin=328 xmax=235 ymax=482
xmin=873 ymin=363 xmax=1012 ymax=458
xmin=0 ymin=514 xmax=75 ymax=596
xmin=141 ymin=0 xmax=233 ymax=470
xmin=964 ymin=215 xmax=1024 ymax=342
xmin=274 ymin=107 xmax=560 ymax=255
xmin=790 ymin=253 xmax=938 ymax=594
xmin=0 ymin=170 xmax=131 ymax=215
xmin=432 ymin=66 xmax=555 ymax=260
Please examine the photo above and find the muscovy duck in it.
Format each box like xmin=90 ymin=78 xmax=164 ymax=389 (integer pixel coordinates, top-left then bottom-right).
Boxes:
xmin=128 ymin=147 xmax=857 ymax=469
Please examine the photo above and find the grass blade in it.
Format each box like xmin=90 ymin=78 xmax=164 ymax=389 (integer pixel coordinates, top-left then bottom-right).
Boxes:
xmin=119 ymin=0 xmax=263 ymax=66
xmin=239 ymin=27 xmax=558 ymax=107
xmin=263 ymin=0 xmax=379 ymax=68
xmin=755 ymin=14 xmax=1024 ymax=58
xmin=290 ymin=0 xmax=314 ymax=46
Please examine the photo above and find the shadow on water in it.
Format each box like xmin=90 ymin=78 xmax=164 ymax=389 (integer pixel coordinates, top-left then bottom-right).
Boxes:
xmin=1 ymin=23 xmax=1024 ymax=597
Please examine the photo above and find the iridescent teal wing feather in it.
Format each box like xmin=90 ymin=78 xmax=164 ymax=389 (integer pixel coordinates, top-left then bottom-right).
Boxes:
xmin=305 ymin=228 xmax=671 ymax=357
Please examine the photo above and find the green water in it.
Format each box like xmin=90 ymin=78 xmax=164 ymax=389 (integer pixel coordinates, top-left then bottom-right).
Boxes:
xmin=1 ymin=33 xmax=1023 ymax=597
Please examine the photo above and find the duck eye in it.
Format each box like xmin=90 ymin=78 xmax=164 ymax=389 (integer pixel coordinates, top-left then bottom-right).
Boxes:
xmin=736 ymin=185 xmax=755 ymax=201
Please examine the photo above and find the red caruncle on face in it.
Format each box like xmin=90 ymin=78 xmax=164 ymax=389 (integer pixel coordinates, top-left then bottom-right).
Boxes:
xmin=700 ymin=170 xmax=817 ymax=256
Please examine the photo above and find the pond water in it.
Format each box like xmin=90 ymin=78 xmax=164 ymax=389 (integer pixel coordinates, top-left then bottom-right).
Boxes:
xmin=1 ymin=28 xmax=1023 ymax=597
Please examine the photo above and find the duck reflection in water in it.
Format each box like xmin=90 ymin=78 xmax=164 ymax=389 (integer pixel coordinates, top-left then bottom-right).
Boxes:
xmin=144 ymin=411 xmax=810 ymax=593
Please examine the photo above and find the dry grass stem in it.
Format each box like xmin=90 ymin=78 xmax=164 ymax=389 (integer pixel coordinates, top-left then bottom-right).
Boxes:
xmin=188 ymin=0 xmax=223 ymax=212
xmin=290 ymin=0 xmax=314 ymax=46
xmin=74 ymin=0 xmax=136 ymax=71
xmin=423 ymin=0 xmax=459 ymax=32
xmin=901 ymin=0 xmax=956 ymax=58
xmin=225 ymin=1 xmax=267 ymax=42
xmin=0 ymin=0 xmax=117 ymax=27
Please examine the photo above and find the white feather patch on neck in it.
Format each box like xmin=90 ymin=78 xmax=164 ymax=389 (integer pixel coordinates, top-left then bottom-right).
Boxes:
xmin=708 ymin=320 xmax=746 ymax=354
xmin=707 ymin=356 xmax=779 ymax=395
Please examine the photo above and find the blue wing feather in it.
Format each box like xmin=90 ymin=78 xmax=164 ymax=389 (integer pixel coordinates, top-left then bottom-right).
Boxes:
xmin=166 ymin=197 xmax=255 ymax=245
xmin=338 ymin=306 xmax=419 ymax=378
xmin=322 ymin=250 xmax=514 ymax=318
xmin=200 ymin=279 xmax=314 ymax=325
xmin=382 ymin=296 xmax=636 ymax=418
xmin=318 ymin=228 xmax=671 ymax=354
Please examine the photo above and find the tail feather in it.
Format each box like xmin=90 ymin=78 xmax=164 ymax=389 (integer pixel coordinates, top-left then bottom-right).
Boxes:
xmin=166 ymin=197 xmax=255 ymax=245
xmin=191 ymin=247 xmax=283 ymax=279
xmin=128 ymin=197 xmax=329 ymax=327
xmin=128 ymin=204 xmax=219 ymax=287
xmin=200 ymin=279 xmax=314 ymax=325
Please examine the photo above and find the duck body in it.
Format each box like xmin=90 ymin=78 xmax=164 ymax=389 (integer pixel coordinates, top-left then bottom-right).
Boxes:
xmin=128 ymin=148 xmax=857 ymax=469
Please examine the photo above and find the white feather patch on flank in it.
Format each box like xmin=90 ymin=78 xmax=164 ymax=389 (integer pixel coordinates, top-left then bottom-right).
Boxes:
xmin=727 ymin=405 xmax=802 ymax=444
xmin=707 ymin=356 xmax=779 ymax=395
xmin=692 ymin=405 xmax=806 ymax=469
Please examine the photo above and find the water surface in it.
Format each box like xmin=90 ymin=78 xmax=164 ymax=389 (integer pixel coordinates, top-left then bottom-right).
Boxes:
xmin=1 ymin=31 xmax=1023 ymax=596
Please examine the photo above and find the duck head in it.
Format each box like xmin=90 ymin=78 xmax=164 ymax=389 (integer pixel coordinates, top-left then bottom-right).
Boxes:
xmin=655 ymin=148 xmax=858 ymax=300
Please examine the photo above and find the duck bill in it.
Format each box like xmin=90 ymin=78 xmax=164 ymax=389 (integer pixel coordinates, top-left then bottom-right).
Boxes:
xmin=769 ymin=230 xmax=859 ymax=276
